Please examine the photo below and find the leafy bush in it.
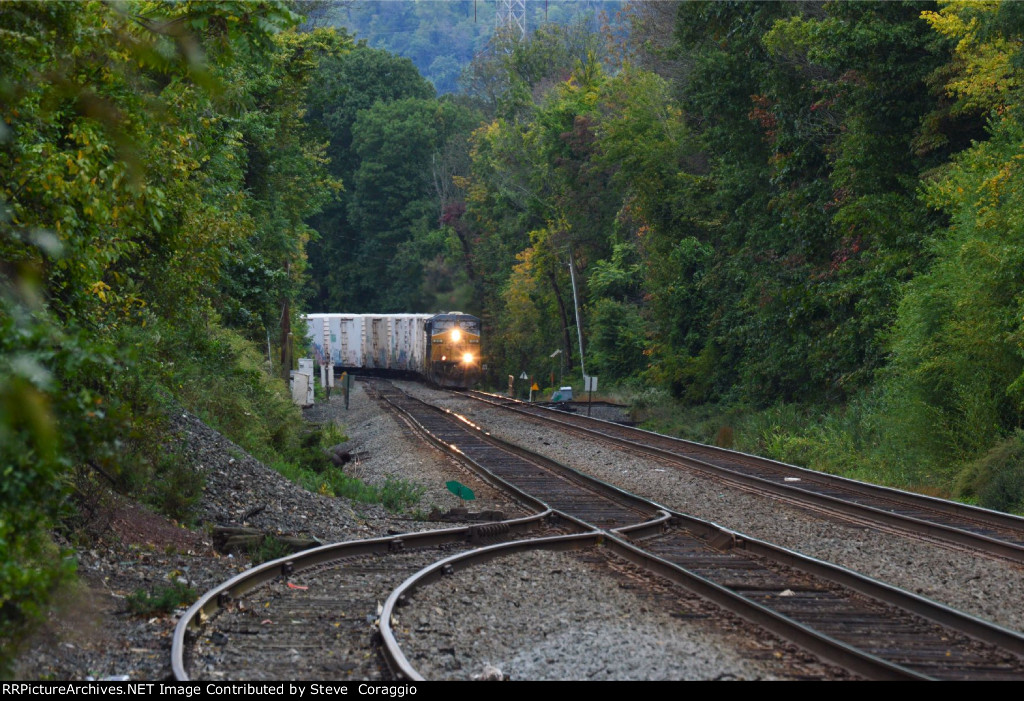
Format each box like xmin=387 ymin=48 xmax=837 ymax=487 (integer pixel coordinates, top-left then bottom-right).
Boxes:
xmin=587 ymin=298 xmax=649 ymax=381
xmin=325 ymin=470 xmax=382 ymax=503
xmin=1 ymin=315 xmax=81 ymax=672
xmin=380 ymin=477 xmax=427 ymax=512
xmin=247 ymin=535 xmax=295 ymax=565
xmin=955 ymin=432 xmax=1024 ymax=514
xmin=157 ymin=324 xmax=307 ymax=467
xmin=126 ymin=581 xmax=197 ymax=616
xmin=0 ymin=2 xmax=343 ymax=672
xmin=980 ymin=464 xmax=1024 ymax=515
xmin=148 ymin=448 xmax=205 ymax=526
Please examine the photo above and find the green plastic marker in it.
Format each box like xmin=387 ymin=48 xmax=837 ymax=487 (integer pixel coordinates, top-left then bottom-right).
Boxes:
xmin=446 ymin=480 xmax=476 ymax=501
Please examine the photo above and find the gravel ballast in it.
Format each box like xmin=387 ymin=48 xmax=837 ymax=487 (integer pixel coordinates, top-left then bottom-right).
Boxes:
xmin=11 ymin=381 xmax=514 ymax=680
xmin=14 ymin=377 xmax=1023 ymax=680
xmin=394 ymin=547 xmax=849 ymax=681
xmin=396 ymin=381 xmax=1024 ymax=635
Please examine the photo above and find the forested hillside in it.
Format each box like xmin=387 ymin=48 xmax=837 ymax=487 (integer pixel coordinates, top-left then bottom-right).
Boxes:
xmin=310 ymin=0 xmax=625 ymax=93
xmin=436 ymin=0 xmax=1024 ymax=517
xmin=6 ymin=0 xmax=1024 ymax=674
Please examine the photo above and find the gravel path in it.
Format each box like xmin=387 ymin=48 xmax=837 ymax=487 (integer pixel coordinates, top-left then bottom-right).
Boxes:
xmin=396 ymin=381 xmax=1024 ymax=634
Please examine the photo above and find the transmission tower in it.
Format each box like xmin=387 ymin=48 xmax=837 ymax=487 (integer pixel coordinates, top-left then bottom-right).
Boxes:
xmin=495 ymin=0 xmax=527 ymax=41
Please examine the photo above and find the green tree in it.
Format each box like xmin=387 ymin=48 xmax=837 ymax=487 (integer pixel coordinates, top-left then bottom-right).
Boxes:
xmin=0 ymin=0 xmax=342 ymax=665
xmin=661 ymin=2 xmax=964 ymax=404
xmin=304 ymin=46 xmax=434 ymax=311
xmin=879 ymin=1 xmax=1024 ymax=486
xmin=344 ymin=97 xmax=480 ymax=311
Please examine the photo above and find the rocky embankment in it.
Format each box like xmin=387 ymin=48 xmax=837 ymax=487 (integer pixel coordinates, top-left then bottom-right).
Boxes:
xmin=12 ymin=381 xmax=511 ymax=681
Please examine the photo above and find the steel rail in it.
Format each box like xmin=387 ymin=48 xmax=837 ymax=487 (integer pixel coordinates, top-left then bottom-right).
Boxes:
xmin=379 ymin=530 xmax=926 ymax=681
xmin=174 ymin=381 xmax=1024 ymax=681
xmin=376 ymin=382 xmax=1024 ymax=680
xmin=461 ymin=389 xmax=1024 ymax=562
xmin=170 ymin=512 xmax=560 ymax=681
xmin=372 ymin=382 xmax=660 ymax=529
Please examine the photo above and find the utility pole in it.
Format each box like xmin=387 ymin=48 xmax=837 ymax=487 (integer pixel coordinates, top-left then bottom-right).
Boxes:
xmin=280 ymin=262 xmax=292 ymax=383
xmin=567 ymin=251 xmax=586 ymax=380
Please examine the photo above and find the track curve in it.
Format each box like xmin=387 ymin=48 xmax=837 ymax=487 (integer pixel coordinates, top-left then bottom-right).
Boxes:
xmin=461 ymin=389 xmax=1024 ymax=563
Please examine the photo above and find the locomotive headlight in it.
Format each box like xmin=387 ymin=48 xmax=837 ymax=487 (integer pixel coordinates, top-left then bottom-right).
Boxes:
xmin=462 ymin=352 xmax=474 ymax=364
xmin=451 ymin=329 xmax=462 ymax=342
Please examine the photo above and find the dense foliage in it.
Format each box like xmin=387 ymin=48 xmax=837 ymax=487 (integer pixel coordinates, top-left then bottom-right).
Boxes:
xmin=300 ymin=0 xmax=1024 ymax=511
xmin=9 ymin=0 xmax=1024 ymax=673
xmin=311 ymin=0 xmax=624 ymax=93
xmin=428 ymin=0 xmax=1024 ymax=511
xmin=879 ymin=1 xmax=1024 ymax=485
xmin=303 ymin=45 xmax=482 ymax=313
xmin=0 ymin=0 xmax=346 ymax=667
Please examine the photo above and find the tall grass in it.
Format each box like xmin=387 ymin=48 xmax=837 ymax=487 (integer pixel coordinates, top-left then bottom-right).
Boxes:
xmin=273 ymin=459 xmax=425 ymax=512
xmin=629 ymin=389 xmax=972 ymax=500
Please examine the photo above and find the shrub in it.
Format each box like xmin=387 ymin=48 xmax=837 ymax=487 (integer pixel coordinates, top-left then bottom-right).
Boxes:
xmin=955 ymin=431 xmax=1024 ymax=514
xmin=380 ymin=477 xmax=427 ymax=512
xmin=157 ymin=324 xmax=307 ymax=466
xmin=247 ymin=535 xmax=295 ymax=565
xmin=1 ymin=321 xmax=79 ymax=674
xmin=126 ymin=581 xmax=197 ymax=616
xmin=148 ymin=448 xmax=204 ymax=525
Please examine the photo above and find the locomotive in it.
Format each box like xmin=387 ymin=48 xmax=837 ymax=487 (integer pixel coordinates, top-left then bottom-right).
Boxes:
xmin=425 ymin=312 xmax=481 ymax=388
xmin=304 ymin=311 xmax=482 ymax=389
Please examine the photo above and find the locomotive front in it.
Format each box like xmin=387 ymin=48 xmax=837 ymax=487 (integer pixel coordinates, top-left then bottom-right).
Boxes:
xmin=426 ymin=312 xmax=481 ymax=388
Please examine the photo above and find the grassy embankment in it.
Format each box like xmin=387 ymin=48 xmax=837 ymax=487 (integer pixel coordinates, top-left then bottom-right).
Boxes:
xmin=631 ymin=389 xmax=1024 ymax=515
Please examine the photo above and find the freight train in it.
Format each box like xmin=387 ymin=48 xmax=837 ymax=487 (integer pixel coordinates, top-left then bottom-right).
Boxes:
xmin=304 ymin=312 xmax=481 ymax=388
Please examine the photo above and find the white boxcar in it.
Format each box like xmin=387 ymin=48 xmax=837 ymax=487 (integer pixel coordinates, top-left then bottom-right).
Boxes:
xmin=390 ymin=314 xmax=429 ymax=371
xmin=303 ymin=313 xmax=432 ymax=375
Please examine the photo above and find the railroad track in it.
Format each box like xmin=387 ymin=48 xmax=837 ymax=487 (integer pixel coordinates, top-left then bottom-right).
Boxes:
xmin=173 ymin=514 xmax=580 ymax=680
xmin=175 ymin=380 xmax=1024 ymax=681
xmin=370 ymin=381 xmax=1024 ymax=680
xmin=459 ymin=389 xmax=1024 ymax=563
xmin=376 ymin=384 xmax=659 ymax=530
